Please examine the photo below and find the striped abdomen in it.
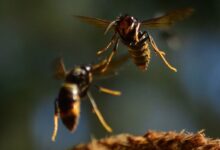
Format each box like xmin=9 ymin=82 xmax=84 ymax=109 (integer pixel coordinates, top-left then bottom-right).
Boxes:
xmin=57 ymin=84 xmax=81 ymax=131
xmin=128 ymin=41 xmax=151 ymax=70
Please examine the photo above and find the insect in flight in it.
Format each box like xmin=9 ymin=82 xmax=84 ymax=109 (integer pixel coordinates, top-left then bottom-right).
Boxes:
xmin=51 ymin=55 xmax=128 ymax=141
xmin=75 ymin=7 xmax=194 ymax=72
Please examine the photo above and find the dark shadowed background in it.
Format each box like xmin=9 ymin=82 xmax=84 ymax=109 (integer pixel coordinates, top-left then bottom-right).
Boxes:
xmin=1 ymin=0 xmax=220 ymax=149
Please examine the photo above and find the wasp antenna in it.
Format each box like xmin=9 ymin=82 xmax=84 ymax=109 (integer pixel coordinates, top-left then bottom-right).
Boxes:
xmin=104 ymin=20 xmax=116 ymax=35
xmin=87 ymin=92 xmax=113 ymax=132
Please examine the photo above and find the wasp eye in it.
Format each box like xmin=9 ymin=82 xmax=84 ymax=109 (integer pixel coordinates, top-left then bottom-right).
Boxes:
xmin=85 ymin=66 xmax=91 ymax=72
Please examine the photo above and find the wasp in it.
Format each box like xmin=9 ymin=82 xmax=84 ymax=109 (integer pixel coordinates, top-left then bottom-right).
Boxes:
xmin=51 ymin=55 xmax=128 ymax=141
xmin=75 ymin=7 xmax=194 ymax=72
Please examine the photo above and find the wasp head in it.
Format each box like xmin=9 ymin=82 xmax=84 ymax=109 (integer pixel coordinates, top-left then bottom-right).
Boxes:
xmin=116 ymin=15 xmax=137 ymax=36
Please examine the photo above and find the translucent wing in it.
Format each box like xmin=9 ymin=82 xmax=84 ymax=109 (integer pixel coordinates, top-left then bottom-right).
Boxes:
xmin=141 ymin=7 xmax=194 ymax=29
xmin=92 ymin=54 xmax=130 ymax=77
xmin=53 ymin=57 xmax=67 ymax=80
xmin=74 ymin=15 xmax=112 ymax=29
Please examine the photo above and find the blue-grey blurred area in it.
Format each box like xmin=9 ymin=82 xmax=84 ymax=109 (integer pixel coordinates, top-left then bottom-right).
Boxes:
xmin=1 ymin=0 xmax=220 ymax=149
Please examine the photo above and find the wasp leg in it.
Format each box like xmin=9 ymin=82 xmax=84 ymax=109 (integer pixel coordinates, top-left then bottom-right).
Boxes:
xmin=149 ymin=35 xmax=177 ymax=72
xmin=51 ymin=100 xmax=59 ymax=142
xmin=87 ymin=92 xmax=113 ymax=132
xmin=101 ymin=38 xmax=119 ymax=72
xmin=134 ymin=23 xmax=141 ymax=44
xmin=97 ymin=86 xmax=121 ymax=96
xmin=139 ymin=31 xmax=148 ymax=42
xmin=132 ymin=31 xmax=149 ymax=47
xmin=133 ymin=31 xmax=148 ymax=47
xmin=92 ymin=58 xmax=108 ymax=74
xmin=97 ymin=33 xmax=117 ymax=55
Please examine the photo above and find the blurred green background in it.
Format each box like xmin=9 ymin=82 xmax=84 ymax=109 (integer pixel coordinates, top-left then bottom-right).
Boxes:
xmin=1 ymin=0 xmax=220 ymax=149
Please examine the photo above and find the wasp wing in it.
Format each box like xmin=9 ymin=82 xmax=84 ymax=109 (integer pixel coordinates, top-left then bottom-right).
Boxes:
xmin=92 ymin=54 xmax=130 ymax=78
xmin=53 ymin=57 xmax=67 ymax=80
xmin=74 ymin=15 xmax=112 ymax=29
xmin=141 ymin=7 xmax=194 ymax=29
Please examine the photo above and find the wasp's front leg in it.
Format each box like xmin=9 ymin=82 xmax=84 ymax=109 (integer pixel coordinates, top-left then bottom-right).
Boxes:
xmin=149 ymin=35 xmax=177 ymax=72
xmin=101 ymin=38 xmax=119 ymax=72
xmin=97 ymin=33 xmax=117 ymax=55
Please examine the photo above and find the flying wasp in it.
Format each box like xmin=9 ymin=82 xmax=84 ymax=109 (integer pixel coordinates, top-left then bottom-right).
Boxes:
xmin=75 ymin=7 xmax=194 ymax=72
xmin=51 ymin=55 xmax=128 ymax=141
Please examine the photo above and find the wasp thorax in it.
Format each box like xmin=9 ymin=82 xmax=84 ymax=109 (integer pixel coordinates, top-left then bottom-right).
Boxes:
xmin=64 ymin=65 xmax=92 ymax=97
xmin=65 ymin=66 xmax=92 ymax=84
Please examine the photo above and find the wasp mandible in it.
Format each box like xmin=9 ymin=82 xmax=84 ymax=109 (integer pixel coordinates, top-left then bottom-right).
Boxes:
xmin=75 ymin=7 xmax=194 ymax=72
xmin=51 ymin=55 xmax=128 ymax=141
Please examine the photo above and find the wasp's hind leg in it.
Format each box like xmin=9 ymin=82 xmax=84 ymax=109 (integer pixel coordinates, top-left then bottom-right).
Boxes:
xmin=97 ymin=33 xmax=117 ymax=55
xmin=87 ymin=92 xmax=113 ymax=132
xmin=148 ymin=34 xmax=177 ymax=72
xmin=101 ymin=38 xmax=119 ymax=72
xmin=51 ymin=99 xmax=59 ymax=142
